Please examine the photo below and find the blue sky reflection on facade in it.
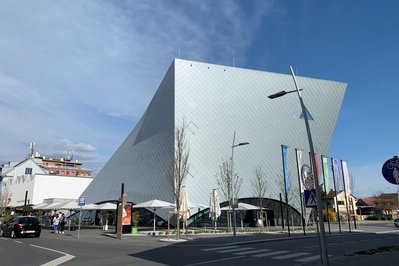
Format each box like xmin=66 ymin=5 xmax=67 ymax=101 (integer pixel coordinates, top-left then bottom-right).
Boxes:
xmin=0 ymin=0 xmax=397 ymax=198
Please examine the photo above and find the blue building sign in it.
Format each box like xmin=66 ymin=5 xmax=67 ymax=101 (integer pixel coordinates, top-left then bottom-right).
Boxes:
xmin=78 ymin=196 xmax=86 ymax=206
xmin=382 ymin=156 xmax=399 ymax=185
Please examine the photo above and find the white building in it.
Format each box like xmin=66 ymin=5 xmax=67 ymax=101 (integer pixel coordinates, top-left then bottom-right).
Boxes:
xmin=82 ymin=59 xmax=346 ymax=225
xmin=1 ymin=153 xmax=93 ymax=207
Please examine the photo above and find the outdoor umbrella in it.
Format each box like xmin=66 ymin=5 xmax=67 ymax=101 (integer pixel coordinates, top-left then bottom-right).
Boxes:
xmin=180 ymin=187 xmax=190 ymax=221
xmin=32 ymin=202 xmax=49 ymax=210
xmin=221 ymin=202 xmax=261 ymax=229
xmin=56 ymin=201 xmax=80 ymax=210
xmin=81 ymin=203 xmax=99 ymax=210
xmin=209 ymin=189 xmax=221 ymax=230
xmin=96 ymin=202 xmax=117 ymax=210
xmin=133 ymin=199 xmax=175 ymax=232
xmin=180 ymin=186 xmax=190 ymax=237
xmin=96 ymin=202 xmax=117 ymax=230
xmin=42 ymin=202 xmax=65 ymax=210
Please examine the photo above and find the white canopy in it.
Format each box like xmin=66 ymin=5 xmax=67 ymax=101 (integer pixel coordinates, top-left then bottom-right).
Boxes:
xmin=133 ymin=199 xmax=175 ymax=232
xmin=32 ymin=202 xmax=49 ymax=210
xmin=96 ymin=202 xmax=117 ymax=210
xmin=133 ymin=199 xmax=175 ymax=209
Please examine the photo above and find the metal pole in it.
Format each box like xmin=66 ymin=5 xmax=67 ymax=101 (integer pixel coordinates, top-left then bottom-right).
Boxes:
xmin=24 ymin=191 xmax=28 ymax=206
xmin=321 ymin=155 xmax=331 ymax=234
xmin=78 ymin=206 xmax=82 ymax=239
xmin=231 ymin=131 xmax=237 ymax=238
xmin=279 ymin=193 xmax=285 ymax=229
xmin=290 ymin=66 xmax=329 ymax=265
xmin=281 ymin=145 xmax=291 ymax=236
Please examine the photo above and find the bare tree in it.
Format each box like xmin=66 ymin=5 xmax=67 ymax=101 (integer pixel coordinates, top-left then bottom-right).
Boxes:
xmin=252 ymin=166 xmax=268 ymax=227
xmin=216 ymin=159 xmax=242 ymax=231
xmin=168 ymin=121 xmax=190 ymax=240
xmin=372 ymin=192 xmax=395 ymax=219
xmin=0 ymin=182 xmax=11 ymax=216
xmin=278 ymin=170 xmax=299 ymax=227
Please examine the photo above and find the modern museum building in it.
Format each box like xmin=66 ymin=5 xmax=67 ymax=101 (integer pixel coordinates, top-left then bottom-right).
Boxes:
xmin=81 ymin=59 xmax=346 ymax=227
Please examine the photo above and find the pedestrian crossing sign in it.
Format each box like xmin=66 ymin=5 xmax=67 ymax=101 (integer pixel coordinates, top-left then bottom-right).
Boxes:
xmin=304 ymin=189 xmax=317 ymax=208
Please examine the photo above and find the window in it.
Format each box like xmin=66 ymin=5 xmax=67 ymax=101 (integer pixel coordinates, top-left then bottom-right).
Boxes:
xmin=25 ymin=168 xmax=33 ymax=175
xmin=337 ymin=200 xmax=345 ymax=205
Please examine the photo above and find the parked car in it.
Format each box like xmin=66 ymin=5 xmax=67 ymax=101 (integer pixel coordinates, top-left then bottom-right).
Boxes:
xmin=394 ymin=218 xmax=399 ymax=228
xmin=0 ymin=216 xmax=41 ymax=238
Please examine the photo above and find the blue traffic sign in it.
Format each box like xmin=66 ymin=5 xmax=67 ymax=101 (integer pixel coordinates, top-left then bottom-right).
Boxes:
xmin=78 ymin=196 xmax=86 ymax=207
xmin=304 ymin=189 xmax=317 ymax=208
xmin=382 ymin=156 xmax=399 ymax=185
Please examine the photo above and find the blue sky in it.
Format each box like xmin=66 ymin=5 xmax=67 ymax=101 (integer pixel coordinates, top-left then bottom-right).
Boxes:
xmin=0 ymin=0 xmax=397 ymax=198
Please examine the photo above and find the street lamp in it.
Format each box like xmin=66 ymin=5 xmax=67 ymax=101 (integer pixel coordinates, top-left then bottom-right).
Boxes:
xmin=268 ymin=66 xmax=329 ymax=265
xmin=231 ymin=131 xmax=249 ymax=239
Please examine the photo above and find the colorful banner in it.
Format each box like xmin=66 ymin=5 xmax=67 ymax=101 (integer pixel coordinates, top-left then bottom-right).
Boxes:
xmin=313 ymin=153 xmax=320 ymax=183
xmin=332 ymin=158 xmax=340 ymax=191
xmin=282 ymin=145 xmax=289 ymax=191
xmin=341 ymin=160 xmax=351 ymax=195
xmin=322 ymin=156 xmax=329 ymax=192
xmin=296 ymin=149 xmax=304 ymax=191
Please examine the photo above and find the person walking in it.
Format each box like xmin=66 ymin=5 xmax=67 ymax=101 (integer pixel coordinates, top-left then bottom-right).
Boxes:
xmin=52 ymin=213 xmax=60 ymax=233
xmin=59 ymin=212 xmax=66 ymax=234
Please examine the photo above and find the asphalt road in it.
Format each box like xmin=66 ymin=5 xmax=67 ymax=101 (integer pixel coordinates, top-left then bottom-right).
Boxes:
xmin=1 ymin=221 xmax=399 ymax=266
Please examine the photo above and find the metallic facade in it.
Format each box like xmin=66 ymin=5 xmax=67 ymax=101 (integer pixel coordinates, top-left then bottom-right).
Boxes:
xmin=82 ymin=59 xmax=346 ymax=220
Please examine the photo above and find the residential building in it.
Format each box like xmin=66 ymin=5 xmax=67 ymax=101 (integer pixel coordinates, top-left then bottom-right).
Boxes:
xmin=325 ymin=190 xmax=357 ymax=221
xmin=0 ymin=146 xmax=93 ymax=207
xmin=357 ymin=193 xmax=399 ymax=219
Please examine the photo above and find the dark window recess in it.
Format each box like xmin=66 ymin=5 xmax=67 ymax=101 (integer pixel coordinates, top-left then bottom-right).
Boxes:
xmin=25 ymin=168 xmax=33 ymax=175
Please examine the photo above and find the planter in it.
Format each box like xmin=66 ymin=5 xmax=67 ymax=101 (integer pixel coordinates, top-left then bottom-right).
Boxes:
xmin=131 ymin=227 xmax=138 ymax=234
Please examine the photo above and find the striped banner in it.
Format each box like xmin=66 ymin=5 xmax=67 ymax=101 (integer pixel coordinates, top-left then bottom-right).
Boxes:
xmin=296 ymin=149 xmax=304 ymax=191
xmin=332 ymin=158 xmax=340 ymax=191
xmin=322 ymin=156 xmax=329 ymax=192
xmin=341 ymin=160 xmax=351 ymax=195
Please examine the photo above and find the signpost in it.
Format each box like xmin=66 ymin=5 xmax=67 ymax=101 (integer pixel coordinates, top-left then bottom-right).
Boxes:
xmin=117 ymin=193 xmax=127 ymax=240
xmin=78 ymin=196 xmax=86 ymax=239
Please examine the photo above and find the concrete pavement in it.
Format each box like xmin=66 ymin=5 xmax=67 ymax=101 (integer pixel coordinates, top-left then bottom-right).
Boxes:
xmin=42 ymin=221 xmax=399 ymax=265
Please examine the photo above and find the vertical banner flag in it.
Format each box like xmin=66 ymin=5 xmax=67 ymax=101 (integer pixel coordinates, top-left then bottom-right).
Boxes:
xmin=332 ymin=158 xmax=340 ymax=191
xmin=296 ymin=149 xmax=304 ymax=191
xmin=313 ymin=153 xmax=320 ymax=183
xmin=341 ymin=160 xmax=351 ymax=195
xmin=308 ymin=152 xmax=318 ymax=189
xmin=282 ymin=145 xmax=289 ymax=191
xmin=322 ymin=156 xmax=329 ymax=192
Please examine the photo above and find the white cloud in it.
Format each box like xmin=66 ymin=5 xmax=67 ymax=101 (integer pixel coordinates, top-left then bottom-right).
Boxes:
xmin=0 ymin=0 xmax=271 ymax=173
xmin=54 ymin=139 xmax=96 ymax=153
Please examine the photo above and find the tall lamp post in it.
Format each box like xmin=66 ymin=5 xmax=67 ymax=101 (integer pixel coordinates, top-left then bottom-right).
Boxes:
xmin=231 ymin=131 xmax=249 ymax=239
xmin=268 ymin=66 xmax=329 ymax=265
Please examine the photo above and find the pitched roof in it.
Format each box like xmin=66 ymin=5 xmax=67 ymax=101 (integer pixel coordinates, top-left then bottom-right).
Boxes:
xmin=358 ymin=193 xmax=399 ymax=209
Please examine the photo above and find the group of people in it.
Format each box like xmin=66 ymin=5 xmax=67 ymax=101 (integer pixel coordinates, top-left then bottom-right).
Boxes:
xmin=51 ymin=212 xmax=67 ymax=234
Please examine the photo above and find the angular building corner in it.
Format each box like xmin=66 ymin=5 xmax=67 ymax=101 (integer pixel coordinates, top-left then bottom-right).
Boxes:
xmin=82 ymin=58 xmax=347 ymax=222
